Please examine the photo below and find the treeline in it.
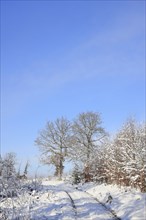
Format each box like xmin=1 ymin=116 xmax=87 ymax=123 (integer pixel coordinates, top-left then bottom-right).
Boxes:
xmin=35 ymin=112 xmax=146 ymax=192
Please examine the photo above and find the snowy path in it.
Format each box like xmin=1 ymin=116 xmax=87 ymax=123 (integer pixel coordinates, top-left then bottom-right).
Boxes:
xmin=43 ymin=181 xmax=119 ymax=220
xmin=1 ymin=179 xmax=144 ymax=219
xmin=1 ymin=180 xmax=120 ymax=220
xmin=63 ymin=187 xmax=118 ymax=220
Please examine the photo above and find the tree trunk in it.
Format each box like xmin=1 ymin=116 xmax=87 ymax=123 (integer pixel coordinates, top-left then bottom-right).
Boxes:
xmin=59 ymin=147 xmax=64 ymax=179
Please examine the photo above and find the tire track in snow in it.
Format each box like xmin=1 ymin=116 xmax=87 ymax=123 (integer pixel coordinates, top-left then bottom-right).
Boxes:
xmin=64 ymin=188 xmax=121 ymax=220
xmin=84 ymin=191 xmax=121 ymax=220
xmin=64 ymin=190 xmax=77 ymax=220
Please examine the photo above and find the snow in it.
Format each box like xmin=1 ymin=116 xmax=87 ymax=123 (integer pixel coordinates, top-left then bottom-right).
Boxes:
xmin=81 ymin=182 xmax=146 ymax=220
xmin=1 ymin=179 xmax=145 ymax=219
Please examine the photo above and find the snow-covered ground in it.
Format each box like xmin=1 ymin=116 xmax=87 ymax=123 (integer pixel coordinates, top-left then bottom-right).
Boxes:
xmin=80 ymin=182 xmax=146 ymax=220
xmin=0 ymin=179 xmax=145 ymax=219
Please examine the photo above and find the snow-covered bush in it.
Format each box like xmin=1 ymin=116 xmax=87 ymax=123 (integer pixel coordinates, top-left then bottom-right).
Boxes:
xmin=111 ymin=119 xmax=145 ymax=191
xmin=82 ymin=119 xmax=146 ymax=192
xmin=98 ymin=119 xmax=146 ymax=192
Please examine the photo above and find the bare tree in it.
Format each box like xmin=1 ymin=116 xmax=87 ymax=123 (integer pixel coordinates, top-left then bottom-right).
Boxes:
xmin=70 ymin=112 xmax=107 ymax=182
xmin=35 ymin=117 xmax=71 ymax=179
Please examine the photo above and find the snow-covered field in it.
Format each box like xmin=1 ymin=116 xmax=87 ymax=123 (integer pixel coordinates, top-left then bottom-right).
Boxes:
xmin=0 ymin=179 xmax=145 ymax=220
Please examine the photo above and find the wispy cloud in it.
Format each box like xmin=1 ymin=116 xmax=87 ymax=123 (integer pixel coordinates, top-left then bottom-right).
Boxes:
xmin=1 ymin=9 xmax=144 ymax=117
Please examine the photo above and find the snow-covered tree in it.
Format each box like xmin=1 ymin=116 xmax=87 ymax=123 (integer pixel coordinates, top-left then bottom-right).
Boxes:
xmin=71 ymin=163 xmax=83 ymax=184
xmin=70 ymin=112 xmax=107 ymax=182
xmin=17 ymin=160 xmax=30 ymax=179
xmin=105 ymin=119 xmax=146 ymax=191
xmin=1 ymin=152 xmax=17 ymax=179
xmin=0 ymin=152 xmax=19 ymax=198
xmin=35 ymin=117 xmax=71 ymax=179
xmin=86 ymin=118 xmax=146 ymax=191
xmin=23 ymin=160 xmax=29 ymax=178
xmin=90 ymin=143 xmax=109 ymax=183
xmin=119 ymin=119 xmax=145 ymax=191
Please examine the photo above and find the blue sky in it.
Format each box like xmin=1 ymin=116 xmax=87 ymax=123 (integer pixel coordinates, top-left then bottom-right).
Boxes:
xmin=1 ymin=1 xmax=145 ymax=176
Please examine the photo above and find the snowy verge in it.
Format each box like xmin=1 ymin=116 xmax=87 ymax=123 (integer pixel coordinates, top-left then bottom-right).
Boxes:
xmin=0 ymin=180 xmax=76 ymax=220
xmin=80 ymin=182 xmax=146 ymax=220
